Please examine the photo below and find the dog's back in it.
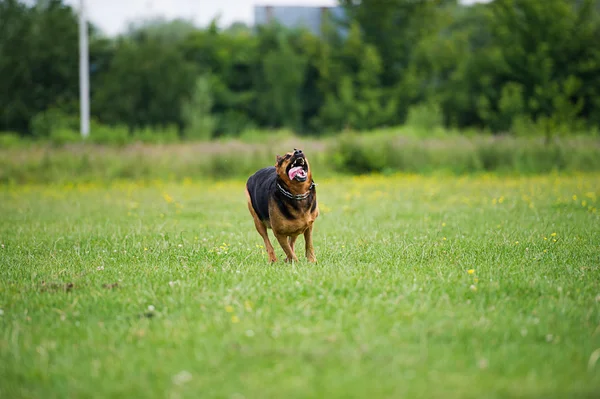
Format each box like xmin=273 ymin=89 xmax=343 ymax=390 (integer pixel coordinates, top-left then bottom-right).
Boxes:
xmin=246 ymin=166 xmax=277 ymax=222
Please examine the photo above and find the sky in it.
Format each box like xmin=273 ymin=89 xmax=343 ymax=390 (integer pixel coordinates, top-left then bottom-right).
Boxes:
xmin=63 ymin=0 xmax=487 ymax=37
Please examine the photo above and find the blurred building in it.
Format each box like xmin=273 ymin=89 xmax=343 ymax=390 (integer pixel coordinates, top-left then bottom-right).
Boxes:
xmin=254 ymin=5 xmax=346 ymax=35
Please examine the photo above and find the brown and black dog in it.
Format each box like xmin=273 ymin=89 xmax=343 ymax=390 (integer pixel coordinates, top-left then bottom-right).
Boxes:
xmin=245 ymin=148 xmax=319 ymax=263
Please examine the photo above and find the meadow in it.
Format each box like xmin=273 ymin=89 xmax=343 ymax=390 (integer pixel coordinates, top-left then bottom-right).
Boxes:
xmin=1 ymin=171 xmax=599 ymax=398
xmin=2 ymin=130 xmax=600 ymax=184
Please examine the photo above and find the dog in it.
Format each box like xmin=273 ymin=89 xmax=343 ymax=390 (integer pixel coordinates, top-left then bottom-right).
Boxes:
xmin=245 ymin=148 xmax=319 ymax=263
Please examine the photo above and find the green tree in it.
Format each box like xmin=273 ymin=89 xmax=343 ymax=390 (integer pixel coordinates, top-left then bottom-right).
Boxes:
xmin=488 ymin=0 xmax=600 ymax=134
xmin=181 ymin=75 xmax=215 ymax=140
xmin=92 ymin=36 xmax=196 ymax=132
xmin=126 ymin=17 xmax=198 ymax=43
xmin=339 ymin=0 xmax=452 ymax=86
xmin=313 ymin=23 xmax=395 ymax=132
xmin=181 ymin=27 xmax=257 ymax=135
xmin=254 ymin=25 xmax=307 ymax=131
xmin=0 ymin=0 xmax=79 ymax=134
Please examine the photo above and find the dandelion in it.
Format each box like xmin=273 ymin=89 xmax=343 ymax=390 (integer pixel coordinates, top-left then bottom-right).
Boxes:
xmin=443 ymin=237 xmax=447 ymax=241
xmin=231 ymin=315 xmax=240 ymax=323
xmin=225 ymin=305 xmax=234 ymax=313
xmin=551 ymin=232 xmax=557 ymax=237
xmin=163 ymin=193 xmax=174 ymax=204
xmin=515 ymin=241 xmax=519 ymax=245
xmin=467 ymin=269 xmax=475 ymax=275
xmin=442 ymin=222 xmax=446 ymax=227
xmin=144 ymin=248 xmax=148 ymax=251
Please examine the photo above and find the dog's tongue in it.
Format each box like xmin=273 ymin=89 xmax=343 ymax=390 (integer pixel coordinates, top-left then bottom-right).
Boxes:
xmin=288 ymin=166 xmax=306 ymax=180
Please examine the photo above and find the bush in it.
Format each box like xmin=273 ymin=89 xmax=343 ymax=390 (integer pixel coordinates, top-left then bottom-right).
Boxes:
xmin=0 ymin=132 xmax=26 ymax=148
xmin=216 ymin=110 xmax=256 ymax=137
xmin=238 ymin=128 xmax=295 ymax=143
xmin=331 ymin=130 xmax=600 ymax=175
xmin=30 ymin=108 xmax=79 ymax=138
xmin=87 ymin=123 xmax=130 ymax=146
xmin=405 ymin=102 xmax=445 ymax=134
xmin=132 ymin=125 xmax=180 ymax=144
xmin=332 ymin=132 xmax=391 ymax=174
xmin=49 ymin=127 xmax=81 ymax=146
xmin=2 ymin=128 xmax=600 ymax=185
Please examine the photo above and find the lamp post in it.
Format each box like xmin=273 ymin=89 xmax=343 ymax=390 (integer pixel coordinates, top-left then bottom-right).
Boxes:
xmin=79 ymin=0 xmax=90 ymax=138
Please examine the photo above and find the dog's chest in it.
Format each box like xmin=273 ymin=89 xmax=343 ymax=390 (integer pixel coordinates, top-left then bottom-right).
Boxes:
xmin=268 ymin=198 xmax=318 ymax=235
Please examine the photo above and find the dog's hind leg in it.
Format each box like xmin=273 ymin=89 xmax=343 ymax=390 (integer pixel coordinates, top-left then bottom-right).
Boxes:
xmin=246 ymin=188 xmax=277 ymax=262
xmin=254 ymin=219 xmax=277 ymax=262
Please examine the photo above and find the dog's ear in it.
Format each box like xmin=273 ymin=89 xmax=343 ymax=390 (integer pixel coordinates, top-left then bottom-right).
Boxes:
xmin=276 ymin=155 xmax=282 ymax=166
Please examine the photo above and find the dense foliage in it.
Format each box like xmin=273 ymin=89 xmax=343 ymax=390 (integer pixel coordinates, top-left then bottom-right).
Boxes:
xmin=1 ymin=0 xmax=599 ymax=139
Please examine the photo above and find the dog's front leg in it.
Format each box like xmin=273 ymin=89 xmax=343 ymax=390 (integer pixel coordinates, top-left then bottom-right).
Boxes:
xmin=304 ymin=224 xmax=316 ymax=263
xmin=288 ymin=235 xmax=298 ymax=254
xmin=274 ymin=232 xmax=298 ymax=263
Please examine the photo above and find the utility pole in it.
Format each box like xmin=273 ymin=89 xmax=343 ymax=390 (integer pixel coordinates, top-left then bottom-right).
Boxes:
xmin=79 ymin=0 xmax=90 ymax=138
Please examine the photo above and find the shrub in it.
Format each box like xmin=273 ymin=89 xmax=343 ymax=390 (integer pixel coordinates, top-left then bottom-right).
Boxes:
xmin=133 ymin=125 xmax=180 ymax=144
xmin=238 ymin=128 xmax=295 ymax=143
xmin=332 ymin=132 xmax=391 ymax=174
xmin=49 ymin=127 xmax=81 ymax=146
xmin=0 ymin=132 xmax=25 ymax=148
xmin=30 ymin=108 xmax=79 ymax=138
xmin=405 ymin=102 xmax=444 ymax=133
xmin=87 ymin=123 xmax=130 ymax=146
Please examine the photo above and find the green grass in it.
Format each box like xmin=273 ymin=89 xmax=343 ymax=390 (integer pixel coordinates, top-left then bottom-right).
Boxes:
xmin=1 ymin=173 xmax=599 ymax=398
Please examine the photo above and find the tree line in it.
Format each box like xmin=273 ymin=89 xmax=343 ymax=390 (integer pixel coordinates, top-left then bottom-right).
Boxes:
xmin=1 ymin=0 xmax=599 ymax=140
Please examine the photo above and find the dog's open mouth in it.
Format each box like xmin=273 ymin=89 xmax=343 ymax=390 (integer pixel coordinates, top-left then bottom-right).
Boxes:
xmin=288 ymin=157 xmax=308 ymax=182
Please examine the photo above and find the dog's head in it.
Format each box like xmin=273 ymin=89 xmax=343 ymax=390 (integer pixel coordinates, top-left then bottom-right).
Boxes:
xmin=276 ymin=148 xmax=311 ymax=184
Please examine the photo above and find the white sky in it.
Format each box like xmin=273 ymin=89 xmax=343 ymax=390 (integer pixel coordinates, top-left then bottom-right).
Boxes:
xmin=63 ymin=0 xmax=487 ymax=36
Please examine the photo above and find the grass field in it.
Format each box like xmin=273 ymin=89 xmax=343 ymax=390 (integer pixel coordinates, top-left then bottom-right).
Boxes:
xmin=1 ymin=173 xmax=599 ymax=398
